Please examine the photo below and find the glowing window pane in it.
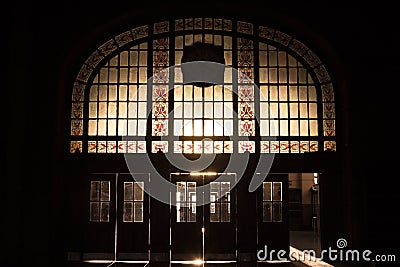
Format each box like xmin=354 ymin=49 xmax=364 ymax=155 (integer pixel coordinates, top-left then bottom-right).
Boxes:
xmin=174 ymin=120 xmax=183 ymax=136
xmin=279 ymin=69 xmax=287 ymax=83
xmin=260 ymin=120 xmax=269 ymax=136
xmin=214 ymin=102 xmax=223 ymax=118
xmin=309 ymin=103 xmax=318 ymax=118
xmin=279 ymin=103 xmax=288 ymax=118
xmin=118 ymin=120 xmax=127 ymax=136
xmin=128 ymin=103 xmax=137 ymax=118
xmin=108 ymin=120 xmax=116 ymax=136
xmin=193 ymin=120 xmax=203 ymax=136
xmin=310 ymin=120 xmax=318 ymax=136
xmin=224 ymin=120 xmax=233 ymax=136
xmin=280 ymin=120 xmax=288 ymax=136
xmin=224 ymin=103 xmax=233 ymax=118
xmin=289 ymin=103 xmax=298 ymax=118
xmin=290 ymin=120 xmax=299 ymax=136
xmin=118 ymin=103 xmax=127 ymax=118
xmin=137 ymin=120 xmax=147 ymax=136
xmin=270 ymin=86 xmax=278 ymax=101
xmin=214 ymin=120 xmax=224 ymax=136
xmin=299 ymin=103 xmax=308 ymax=118
xmin=184 ymin=103 xmax=192 ymax=118
xmin=204 ymin=103 xmax=213 ymax=118
xmin=89 ymin=103 xmax=97 ymax=118
xmin=183 ymin=120 xmax=193 ymax=136
xmin=98 ymin=120 xmax=107 ymax=136
xmin=128 ymin=120 xmax=137 ymax=135
xmin=194 ymin=103 xmax=203 ymax=118
xmin=300 ymin=120 xmax=308 ymax=136
xmin=204 ymin=120 xmax=213 ymax=136
xmin=270 ymin=103 xmax=278 ymax=118
xmin=98 ymin=102 xmax=107 ymax=118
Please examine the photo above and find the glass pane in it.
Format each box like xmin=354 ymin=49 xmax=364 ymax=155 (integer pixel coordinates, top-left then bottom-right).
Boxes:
xmin=177 ymin=204 xmax=186 ymax=222
xmin=309 ymin=103 xmax=318 ymax=118
xmin=123 ymin=202 xmax=133 ymax=222
xmin=263 ymin=182 xmax=272 ymax=201
xmin=193 ymin=120 xmax=203 ymax=136
xmin=210 ymin=203 xmax=220 ymax=222
xmin=214 ymin=120 xmax=223 ymax=136
xmin=124 ymin=182 xmax=133 ymax=201
xmin=108 ymin=119 xmax=117 ymax=136
xmin=194 ymin=102 xmax=203 ymax=118
xmin=184 ymin=102 xmax=193 ymax=118
xmin=100 ymin=181 xmax=110 ymax=201
xmin=224 ymin=120 xmax=233 ymax=136
xmin=273 ymin=182 xmax=282 ymax=201
xmin=194 ymin=86 xmax=202 ymax=100
xmin=119 ymin=102 xmax=127 ymax=118
xmin=90 ymin=181 xmax=100 ymax=201
xmin=90 ymin=202 xmax=100 ymax=222
xmin=174 ymin=86 xmax=183 ymax=101
xmin=211 ymin=182 xmax=220 ymax=197
xmin=89 ymin=103 xmax=97 ymax=118
xmin=224 ymin=102 xmax=233 ymax=118
xmin=204 ymin=120 xmax=213 ymax=136
xmin=108 ymin=102 xmax=117 ymax=118
xmin=221 ymin=182 xmax=230 ymax=202
xmin=263 ymin=202 xmax=272 ymax=222
xmin=221 ymin=203 xmax=230 ymax=222
xmin=290 ymin=120 xmax=299 ymax=136
xmin=280 ymin=103 xmax=288 ymax=118
xmin=300 ymin=120 xmax=308 ymax=136
xmin=214 ymin=102 xmax=223 ymax=118
xmin=270 ymin=86 xmax=278 ymax=101
xmin=89 ymin=85 xmax=98 ymax=101
xmin=273 ymin=203 xmax=282 ymax=222
xmin=214 ymin=86 xmax=223 ymax=101
xmin=310 ymin=120 xmax=318 ymax=136
xmin=280 ymin=120 xmax=288 ymax=136
xmin=299 ymin=103 xmax=308 ymax=118
xmin=134 ymin=202 xmax=143 ymax=222
xmin=260 ymin=120 xmax=269 ymax=136
xmin=134 ymin=182 xmax=144 ymax=201
xmin=174 ymin=120 xmax=183 ymax=136
xmin=184 ymin=85 xmax=193 ymax=101
xmin=100 ymin=202 xmax=110 ymax=222
xmin=176 ymin=182 xmax=186 ymax=202
xmin=183 ymin=120 xmax=193 ymax=136
xmin=204 ymin=103 xmax=213 ymax=118
xmin=290 ymin=103 xmax=298 ymax=118
xmin=137 ymin=120 xmax=147 ymax=136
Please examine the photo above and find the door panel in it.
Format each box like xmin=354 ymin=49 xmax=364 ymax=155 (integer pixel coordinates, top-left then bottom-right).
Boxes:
xmin=83 ymin=173 xmax=115 ymax=259
xmin=117 ymin=173 xmax=150 ymax=260
xmin=170 ymin=174 xmax=202 ymax=260
xmin=204 ymin=173 xmax=237 ymax=260
xmin=257 ymin=173 xmax=289 ymax=258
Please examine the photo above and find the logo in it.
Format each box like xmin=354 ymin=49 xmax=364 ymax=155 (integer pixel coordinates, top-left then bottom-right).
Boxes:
xmin=123 ymin=61 xmax=276 ymax=206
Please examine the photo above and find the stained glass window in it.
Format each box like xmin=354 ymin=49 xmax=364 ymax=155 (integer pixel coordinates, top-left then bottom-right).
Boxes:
xmin=70 ymin=18 xmax=335 ymax=154
xmin=87 ymin=43 xmax=148 ymax=138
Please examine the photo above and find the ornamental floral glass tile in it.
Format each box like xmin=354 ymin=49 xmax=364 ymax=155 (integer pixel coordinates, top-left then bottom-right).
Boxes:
xmin=238 ymin=141 xmax=255 ymax=153
xmin=151 ymin=141 xmax=168 ymax=153
xmin=238 ymin=39 xmax=255 ymax=136
xmin=153 ymin=38 xmax=169 ymax=136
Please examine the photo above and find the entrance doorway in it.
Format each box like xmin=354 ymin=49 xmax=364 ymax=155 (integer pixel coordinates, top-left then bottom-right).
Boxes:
xmin=288 ymin=173 xmax=321 ymax=257
xmin=170 ymin=172 xmax=237 ymax=263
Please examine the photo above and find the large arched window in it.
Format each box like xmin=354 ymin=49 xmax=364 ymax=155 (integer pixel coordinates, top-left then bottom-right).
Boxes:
xmin=70 ymin=18 xmax=336 ymax=154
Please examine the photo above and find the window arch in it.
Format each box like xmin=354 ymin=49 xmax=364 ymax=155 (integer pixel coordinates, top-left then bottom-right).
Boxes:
xmin=70 ymin=18 xmax=336 ymax=154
